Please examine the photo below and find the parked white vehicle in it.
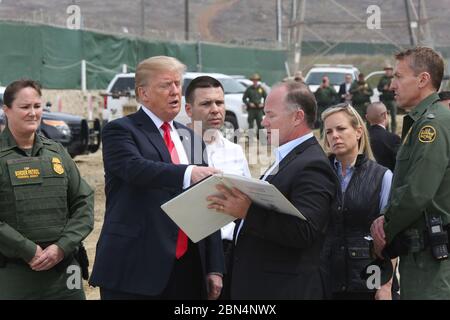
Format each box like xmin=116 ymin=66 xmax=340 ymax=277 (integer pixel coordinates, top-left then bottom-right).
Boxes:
xmin=365 ymin=70 xmax=385 ymax=103
xmin=102 ymin=72 xmax=248 ymax=132
xmin=304 ymin=64 xmax=360 ymax=93
xmin=230 ymin=75 xmax=271 ymax=95
xmin=102 ymin=73 xmax=135 ymax=122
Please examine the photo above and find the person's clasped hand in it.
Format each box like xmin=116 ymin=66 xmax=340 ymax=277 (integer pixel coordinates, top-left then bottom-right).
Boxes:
xmin=29 ymin=244 xmax=65 ymax=271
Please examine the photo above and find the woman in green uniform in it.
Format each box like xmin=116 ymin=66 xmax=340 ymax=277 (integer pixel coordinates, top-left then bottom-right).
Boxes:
xmin=0 ymin=79 xmax=94 ymax=300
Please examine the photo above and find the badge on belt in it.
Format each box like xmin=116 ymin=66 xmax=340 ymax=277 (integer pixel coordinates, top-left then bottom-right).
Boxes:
xmin=52 ymin=157 xmax=65 ymax=175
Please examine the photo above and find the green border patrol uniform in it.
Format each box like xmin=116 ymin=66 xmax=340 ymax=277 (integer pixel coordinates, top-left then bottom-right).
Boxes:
xmin=243 ymin=84 xmax=267 ymax=132
xmin=383 ymin=93 xmax=450 ymax=299
xmin=350 ymin=80 xmax=373 ymax=119
xmin=377 ymin=74 xmax=397 ymax=134
xmin=0 ymin=127 xmax=94 ymax=300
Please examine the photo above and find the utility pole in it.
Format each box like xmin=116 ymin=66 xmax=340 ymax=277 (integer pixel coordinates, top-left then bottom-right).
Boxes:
xmin=404 ymin=0 xmax=416 ymax=46
xmin=418 ymin=0 xmax=434 ymax=47
xmin=185 ymin=0 xmax=189 ymax=41
xmin=288 ymin=0 xmax=305 ymax=75
xmin=276 ymin=0 xmax=282 ymax=44
xmin=405 ymin=0 xmax=434 ymax=47
xmin=294 ymin=0 xmax=306 ymax=73
xmin=288 ymin=0 xmax=297 ymax=48
xmin=140 ymin=0 xmax=145 ymax=36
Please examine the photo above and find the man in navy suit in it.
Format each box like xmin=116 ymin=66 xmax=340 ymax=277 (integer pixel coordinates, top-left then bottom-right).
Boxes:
xmin=338 ymin=73 xmax=353 ymax=103
xmin=207 ymin=81 xmax=338 ymax=299
xmin=89 ymin=56 xmax=224 ymax=300
xmin=366 ymin=102 xmax=401 ymax=171
xmin=439 ymin=91 xmax=450 ymax=109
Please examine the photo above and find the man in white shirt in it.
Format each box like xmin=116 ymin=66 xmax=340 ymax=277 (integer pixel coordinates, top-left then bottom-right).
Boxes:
xmin=185 ymin=76 xmax=251 ymax=298
xmin=185 ymin=76 xmax=251 ymax=239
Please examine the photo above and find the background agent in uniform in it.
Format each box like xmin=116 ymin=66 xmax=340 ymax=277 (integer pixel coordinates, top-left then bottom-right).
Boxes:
xmin=377 ymin=65 xmax=398 ymax=133
xmin=242 ymin=73 xmax=267 ymax=139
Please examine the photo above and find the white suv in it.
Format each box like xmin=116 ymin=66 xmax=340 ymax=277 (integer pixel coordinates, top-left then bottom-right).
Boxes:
xmin=304 ymin=64 xmax=360 ymax=93
xmin=102 ymin=72 xmax=248 ymax=132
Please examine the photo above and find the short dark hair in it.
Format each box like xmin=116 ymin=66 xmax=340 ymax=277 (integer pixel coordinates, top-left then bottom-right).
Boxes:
xmin=439 ymin=91 xmax=450 ymax=101
xmin=185 ymin=76 xmax=224 ymax=104
xmin=395 ymin=46 xmax=444 ymax=90
xmin=3 ymin=79 xmax=42 ymax=108
xmin=280 ymin=80 xmax=317 ymax=129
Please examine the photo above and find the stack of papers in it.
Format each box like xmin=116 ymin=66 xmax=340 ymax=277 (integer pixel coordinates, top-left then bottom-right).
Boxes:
xmin=161 ymin=173 xmax=305 ymax=243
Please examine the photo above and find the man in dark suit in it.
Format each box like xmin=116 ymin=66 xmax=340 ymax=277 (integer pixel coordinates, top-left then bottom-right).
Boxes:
xmin=366 ymin=102 xmax=401 ymax=171
xmin=89 ymin=56 xmax=225 ymax=300
xmin=338 ymin=73 xmax=353 ymax=103
xmin=439 ymin=91 xmax=450 ymax=109
xmin=207 ymin=81 xmax=338 ymax=299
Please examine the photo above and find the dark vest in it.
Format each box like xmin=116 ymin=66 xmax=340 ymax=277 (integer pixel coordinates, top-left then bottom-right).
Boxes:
xmin=0 ymin=146 xmax=70 ymax=243
xmin=325 ymin=154 xmax=387 ymax=293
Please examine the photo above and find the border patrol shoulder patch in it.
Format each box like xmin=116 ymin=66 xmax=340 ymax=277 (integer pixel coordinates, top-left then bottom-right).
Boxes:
xmin=52 ymin=157 xmax=65 ymax=174
xmin=418 ymin=125 xmax=436 ymax=143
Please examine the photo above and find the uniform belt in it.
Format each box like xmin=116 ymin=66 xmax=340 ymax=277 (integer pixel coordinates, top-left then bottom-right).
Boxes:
xmin=388 ymin=227 xmax=449 ymax=256
xmin=0 ymin=255 xmax=27 ymax=266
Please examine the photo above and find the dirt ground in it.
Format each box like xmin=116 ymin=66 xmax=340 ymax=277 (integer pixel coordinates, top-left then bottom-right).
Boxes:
xmin=74 ymin=151 xmax=105 ymax=300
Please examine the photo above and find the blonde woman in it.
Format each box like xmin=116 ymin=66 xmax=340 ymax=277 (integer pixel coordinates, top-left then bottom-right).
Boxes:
xmin=320 ymin=103 xmax=396 ymax=300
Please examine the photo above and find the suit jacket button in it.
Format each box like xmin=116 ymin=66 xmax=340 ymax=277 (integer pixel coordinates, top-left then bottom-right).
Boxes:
xmin=341 ymin=285 xmax=347 ymax=291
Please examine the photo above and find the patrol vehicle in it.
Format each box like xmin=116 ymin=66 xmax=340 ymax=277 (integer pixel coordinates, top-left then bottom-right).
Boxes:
xmin=0 ymin=86 xmax=101 ymax=158
xmin=101 ymin=72 xmax=249 ymax=134
xmin=305 ymin=64 xmax=360 ymax=93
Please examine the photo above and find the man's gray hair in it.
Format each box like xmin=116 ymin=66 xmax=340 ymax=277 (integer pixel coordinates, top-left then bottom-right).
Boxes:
xmin=273 ymin=80 xmax=317 ymax=129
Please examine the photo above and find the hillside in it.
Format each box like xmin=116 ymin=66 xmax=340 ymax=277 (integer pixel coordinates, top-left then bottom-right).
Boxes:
xmin=0 ymin=0 xmax=449 ymax=47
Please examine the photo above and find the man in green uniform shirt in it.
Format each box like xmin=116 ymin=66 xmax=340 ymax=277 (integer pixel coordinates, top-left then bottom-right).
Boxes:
xmin=371 ymin=47 xmax=450 ymax=299
xmin=314 ymin=75 xmax=337 ymax=132
xmin=377 ymin=65 xmax=397 ymax=134
xmin=243 ymin=73 xmax=267 ymax=139
xmin=350 ymin=73 xmax=373 ymax=119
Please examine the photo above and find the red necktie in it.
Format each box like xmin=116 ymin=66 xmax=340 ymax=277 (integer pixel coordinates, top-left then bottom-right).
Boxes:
xmin=161 ymin=122 xmax=188 ymax=259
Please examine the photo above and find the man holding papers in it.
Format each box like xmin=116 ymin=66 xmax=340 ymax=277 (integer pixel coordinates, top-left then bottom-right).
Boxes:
xmin=207 ymin=81 xmax=338 ymax=299
xmin=90 ymin=56 xmax=224 ymax=300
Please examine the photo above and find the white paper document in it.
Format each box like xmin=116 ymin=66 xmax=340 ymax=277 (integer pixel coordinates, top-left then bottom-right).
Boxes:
xmin=161 ymin=173 xmax=306 ymax=243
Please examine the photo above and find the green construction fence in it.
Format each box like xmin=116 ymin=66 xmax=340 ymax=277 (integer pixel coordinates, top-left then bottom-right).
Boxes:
xmin=0 ymin=21 xmax=448 ymax=89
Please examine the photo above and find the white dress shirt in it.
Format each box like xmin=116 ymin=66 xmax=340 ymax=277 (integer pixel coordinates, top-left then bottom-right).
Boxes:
xmin=205 ymin=130 xmax=251 ymax=240
xmin=236 ymin=132 xmax=315 ymax=242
